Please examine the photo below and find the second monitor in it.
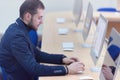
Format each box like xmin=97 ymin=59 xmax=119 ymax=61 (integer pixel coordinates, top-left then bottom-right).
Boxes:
xmin=90 ymin=14 xmax=108 ymax=72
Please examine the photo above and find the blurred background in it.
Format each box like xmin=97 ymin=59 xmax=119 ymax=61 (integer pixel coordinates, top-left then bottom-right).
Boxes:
xmin=0 ymin=0 xmax=117 ymax=35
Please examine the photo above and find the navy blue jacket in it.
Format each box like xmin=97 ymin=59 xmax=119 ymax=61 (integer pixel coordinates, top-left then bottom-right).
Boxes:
xmin=0 ymin=18 xmax=67 ymax=80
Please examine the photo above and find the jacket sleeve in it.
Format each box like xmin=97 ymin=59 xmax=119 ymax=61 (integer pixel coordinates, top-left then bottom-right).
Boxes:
xmin=10 ymin=33 xmax=67 ymax=76
xmin=34 ymin=47 xmax=66 ymax=64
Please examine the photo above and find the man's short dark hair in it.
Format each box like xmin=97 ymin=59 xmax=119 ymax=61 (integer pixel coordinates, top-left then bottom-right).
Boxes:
xmin=20 ymin=0 xmax=45 ymax=19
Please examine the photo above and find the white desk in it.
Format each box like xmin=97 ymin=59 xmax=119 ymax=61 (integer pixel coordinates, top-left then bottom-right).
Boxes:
xmin=39 ymin=12 xmax=101 ymax=80
xmin=39 ymin=11 xmax=120 ymax=80
xmin=93 ymin=11 xmax=120 ymax=38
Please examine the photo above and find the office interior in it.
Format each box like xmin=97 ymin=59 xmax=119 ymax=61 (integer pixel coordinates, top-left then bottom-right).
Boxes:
xmin=0 ymin=0 xmax=119 ymax=36
xmin=0 ymin=0 xmax=120 ymax=80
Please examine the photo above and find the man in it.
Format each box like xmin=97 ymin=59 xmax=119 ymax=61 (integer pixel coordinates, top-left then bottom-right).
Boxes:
xmin=0 ymin=0 xmax=85 ymax=80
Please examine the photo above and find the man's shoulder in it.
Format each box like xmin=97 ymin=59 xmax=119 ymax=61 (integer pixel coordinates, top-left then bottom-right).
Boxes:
xmin=8 ymin=23 xmax=21 ymax=32
xmin=6 ymin=23 xmax=24 ymax=35
xmin=3 ymin=23 xmax=25 ymax=41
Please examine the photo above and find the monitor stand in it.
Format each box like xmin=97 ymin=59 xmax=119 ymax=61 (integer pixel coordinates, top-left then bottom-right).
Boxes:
xmin=90 ymin=67 xmax=101 ymax=72
xmin=81 ymin=43 xmax=92 ymax=48
xmin=74 ymin=29 xmax=83 ymax=32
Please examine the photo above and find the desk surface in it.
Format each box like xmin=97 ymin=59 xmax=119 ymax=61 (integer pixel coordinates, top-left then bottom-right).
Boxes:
xmin=40 ymin=12 xmax=100 ymax=80
xmin=93 ymin=11 xmax=120 ymax=22
xmin=93 ymin=11 xmax=120 ymax=38
xmin=39 ymin=11 xmax=116 ymax=80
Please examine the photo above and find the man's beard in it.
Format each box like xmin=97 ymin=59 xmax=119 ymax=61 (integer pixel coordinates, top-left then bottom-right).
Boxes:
xmin=27 ymin=18 xmax=35 ymax=30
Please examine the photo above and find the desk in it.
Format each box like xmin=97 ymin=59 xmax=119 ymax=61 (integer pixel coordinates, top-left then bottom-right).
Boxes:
xmin=93 ymin=12 xmax=120 ymax=38
xmin=45 ymin=11 xmax=120 ymax=38
xmin=39 ymin=12 xmax=101 ymax=80
xmin=39 ymin=11 xmax=119 ymax=80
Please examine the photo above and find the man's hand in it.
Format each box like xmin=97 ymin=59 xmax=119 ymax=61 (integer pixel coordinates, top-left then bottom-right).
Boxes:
xmin=102 ymin=65 xmax=113 ymax=80
xmin=67 ymin=62 xmax=85 ymax=74
xmin=62 ymin=57 xmax=79 ymax=64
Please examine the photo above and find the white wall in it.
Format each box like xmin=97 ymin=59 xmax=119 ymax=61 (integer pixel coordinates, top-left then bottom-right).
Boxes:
xmin=0 ymin=0 xmax=24 ymax=34
xmin=42 ymin=0 xmax=74 ymax=12
xmin=90 ymin=0 xmax=116 ymax=9
xmin=0 ymin=0 xmax=117 ymax=34
xmin=42 ymin=0 xmax=117 ymax=12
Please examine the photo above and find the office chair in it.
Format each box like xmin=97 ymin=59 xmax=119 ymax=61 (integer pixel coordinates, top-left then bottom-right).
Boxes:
xmin=0 ymin=67 xmax=8 ymax=80
xmin=29 ymin=30 xmax=41 ymax=48
xmin=0 ymin=68 xmax=3 ymax=80
xmin=108 ymin=44 xmax=120 ymax=61
xmin=108 ymin=37 xmax=113 ymax=45
xmin=97 ymin=7 xmax=117 ymax=12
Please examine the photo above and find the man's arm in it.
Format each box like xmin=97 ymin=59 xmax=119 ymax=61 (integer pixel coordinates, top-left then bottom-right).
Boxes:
xmin=10 ymin=33 xmax=67 ymax=76
xmin=34 ymin=47 xmax=66 ymax=64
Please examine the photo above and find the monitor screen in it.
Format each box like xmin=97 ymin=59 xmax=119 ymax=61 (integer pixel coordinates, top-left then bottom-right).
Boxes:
xmin=82 ymin=2 xmax=93 ymax=41
xmin=107 ymin=28 xmax=120 ymax=61
xmin=73 ymin=0 xmax=83 ymax=26
xmin=90 ymin=14 xmax=108 ymax=65
xmin=106 ymin=28 xmax=120 ymax=80
xmin=100 ymin=53 xmax=120 ymax=80
xmin=108 ymin=28 xmax=120 ymax=48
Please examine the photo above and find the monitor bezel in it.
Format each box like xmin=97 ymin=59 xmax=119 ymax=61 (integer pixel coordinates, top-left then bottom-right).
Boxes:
xmin=90 ymin=14 xmax=108 ymax=65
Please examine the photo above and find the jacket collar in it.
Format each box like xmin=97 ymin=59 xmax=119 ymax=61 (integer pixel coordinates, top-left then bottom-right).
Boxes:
xmin=16 ymin=18 xmax=32 ymax=32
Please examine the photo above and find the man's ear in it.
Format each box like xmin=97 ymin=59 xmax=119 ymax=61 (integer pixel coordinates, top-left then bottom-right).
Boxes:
xmin=24 ymin=12 xmax=32 ymax=22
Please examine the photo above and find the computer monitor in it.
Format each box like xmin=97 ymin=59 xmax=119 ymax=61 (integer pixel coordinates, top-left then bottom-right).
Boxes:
xmin=108 ymin=28 xmax=120 ymax=48
xmin=108 ymin=28 xmax=120 ymax=80
xmin=107 ymin=28 xmax=120 ymax=61
xmin=100 ymin=54 xmax=120 ymax=80
xmin=73 ymin=0 xmax=83 ymax=26
xmin=90 ymin=14 xmax=108 ymax=65
xmin=82 ymin=2 xmax=93 ymax=42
